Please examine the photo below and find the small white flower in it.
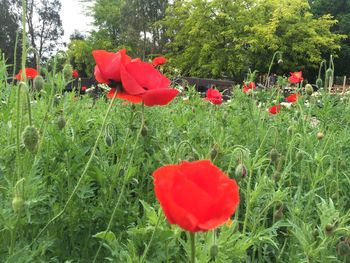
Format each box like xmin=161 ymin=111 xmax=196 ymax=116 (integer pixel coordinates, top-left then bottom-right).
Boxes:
xmin=280 ymin=102 xmax=292 ymax=109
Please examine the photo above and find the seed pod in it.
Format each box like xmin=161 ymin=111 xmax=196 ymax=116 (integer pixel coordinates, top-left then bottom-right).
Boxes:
xmin=317 ymin=132 xmax=324 ymax=140
xmin=63 ymin=64 xmax=73 ymax=81
xmin=235 ymin=163 xmax=247 ymax=178
xmin=337 ymin=241 xmax=350 ymax=257
xmin=210 ymin=244 xmax=219 ymax=260
xmin=12 ymin=195 xmax=24 ymax=214
xmin=57 ymin=115 xmax=66 ymax=130
xmin=305 ymin=84 xmax=313 ymax=96
xmin=33 ymin=75 xmax=44 ymax=91
xmin=22 ymin=126 xmax=39 ymax=153
xmin=270 ymin=148 xmax=279 ymax=163
xmin=105 ymin=135 xmax=113 ymax=147
xmin=316 ymin=78 xmax=323 ymax=89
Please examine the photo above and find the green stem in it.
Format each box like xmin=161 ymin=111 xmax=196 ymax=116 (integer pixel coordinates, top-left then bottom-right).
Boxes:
xmin=30 ymin=92 xmax=118 ymax=246
xmin=266 ymin=51 xmax=282 ymax=87
xmin=26 ymin=86 xmax=32 ymax=126
xmin=16 ymin=84 xmax=22 ymax=183
xmin=190 ymin=232 xmax=196 ymax=263
xmin=93 ymin=103 xmax=146 ymax=262
xmin=21 ymin=0 xmax=27 ymax=81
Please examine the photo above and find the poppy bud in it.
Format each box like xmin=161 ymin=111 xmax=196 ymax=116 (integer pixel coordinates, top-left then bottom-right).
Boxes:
xmin=274 ymin=206 xmax=284 ymax=220
xmin=317 ymin=132 xmax=324 ymax=140
xmin=210 ymin=244 xmax=219 ymax=259
xmin=63 ymin=64 xmax=73 ymax=81
xmin=235 ymin=163 xmax=247 ymax=178
xmin=22 ymin=126 xmax=39 ymax=153
xmin=272 ymin=171 xmax=280 ymax=182
xmin=312 ymin=228 xmax=319 ymax=239
xmin=296 ymin=151 xmax=303 ymax=161
xmin=57 ymin=116 xmax=66 ymax=130
xmin=270 ymin=148 xmax=279 ymax=163
xmin=326 ymin=68 xmax=333 ymax=79
xmin=287 ymin=126 xmax=294 ymax=136
xmin=305 ymin=84 xmax=313 ymax=96
xmin=278 ymin=59 xmax=283 ymax=65
xmin=326 ymin=166 xmax=333 ymax=177
xmin=12 ymin=195 xmax=24 ymax=214
xmin=340 ymin=160 xmax=346 ymax=169
xmin=33 ymin=75 xmax=44 ymax=91
xmin=316 ymin=78 xmax=323 ymax=89
xmin=54 ymin=94 xmax=61 ymax=106
xmin=325 ymin=224 xmax=334 ymax=235
xmin=105 ymin=135 xmax=113 ymax=147
xmin=337 ymin=241 xmax=350 ymax=257
xmin=210 ymin=144 xmax=219 ymax=160
xmin=141 ymin=125 xmax=148 ymax=137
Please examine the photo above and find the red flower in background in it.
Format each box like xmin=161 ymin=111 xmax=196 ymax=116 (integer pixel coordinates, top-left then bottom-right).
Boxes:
xmin=205 ymin=88 xmax=222 ymax=105
xmin=81 ymin=86 xmax=87 ymax=92
xmin=93 ymin=49 xmax=179 ymax=106
xmin=153 ymin=160 xmax=240 ymax=232
xmin=243 ymin=82 xmax=256 ymax=93
xmin=72 ymin=70 xmax=79 ymax=78
xmin=288 ymin=71 xmax=303 ymax=84
xmin=15 ymin=68 xmax=38 ymax=81
xmin=268 ymin=105 xmax=281 ymax=115
xmin=285 ymin=93 xmax=300 ymax=103
xmin=152 ymin=56 xmax=167 ymax=67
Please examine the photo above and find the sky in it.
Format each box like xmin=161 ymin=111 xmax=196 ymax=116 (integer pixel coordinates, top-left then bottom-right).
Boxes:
xmin=60 ymin=0 xmax=95 ymax=44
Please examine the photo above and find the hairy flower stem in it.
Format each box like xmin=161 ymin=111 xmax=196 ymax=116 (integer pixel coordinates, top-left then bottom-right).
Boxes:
xmin=11 ymin=29 xmax=21 ymax=85
xmin=139 ymin=211 xmax=163 ymax=263
xmin=30 ymin=92 xmax=118 ymax=246
xmin=190 ymin=232 xmax=196 ymax=263
xmin=92 ymin=103 xmax=146 ymax=263
xmin=266 ymin=51 xmax=282 ymax=87
xmin=15 ymin=84 xmax=22 ymax=183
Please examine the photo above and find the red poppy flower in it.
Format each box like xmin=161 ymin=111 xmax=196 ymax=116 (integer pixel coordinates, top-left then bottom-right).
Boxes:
xmin=243 ymin=82 xmax=256 ymax=93
xmin=81 ymin=86 xmax=86 ymax=92
xmin=205 ymin=88 xmax=222 ymax=105
xmin=93 ymin=49 xmax=178 ymax=106
xmin=285 ymin=93 xmax=300 ymax=103
xmin=15 ymin=68 xmax=38 ymax=81
xmin=288 ymin=71 xmax=303 ymax=84
xmin=72 ymin=70 xmax=79 ymax=78
xmin=268 ymin=105 xmax=281 ymax=115
xmin=152 ymin=56 xmax=167 ymax=67
xmin=153 ymin=160 xmax=240 ymax=232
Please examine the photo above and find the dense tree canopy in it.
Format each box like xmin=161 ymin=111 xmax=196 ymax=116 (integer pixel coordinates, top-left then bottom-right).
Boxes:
xmin=309 ymin=0 xmax=350 ymax=76
xmin=163 ymin=0 xmax=344 ymax=80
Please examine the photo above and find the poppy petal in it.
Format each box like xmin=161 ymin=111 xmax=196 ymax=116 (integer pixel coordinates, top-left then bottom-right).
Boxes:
xmin=120 ymin=65 xmax=146 ymax=95
xmin=92 ymin=50 xmax=123 ymax=81
xmin=142 ymin=89 xmax=179 ymax=106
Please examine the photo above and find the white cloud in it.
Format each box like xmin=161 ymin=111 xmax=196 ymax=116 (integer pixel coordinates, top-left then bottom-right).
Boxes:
xmin=60 ymin=0 xmax=95 ymax=44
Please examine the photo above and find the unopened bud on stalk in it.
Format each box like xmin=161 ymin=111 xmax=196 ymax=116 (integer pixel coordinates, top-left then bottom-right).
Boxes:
xmin=12 ymin=195 xmax=24 ymax=214
xmin=278 ymin=59 xmax=283 ymax=65
xmin=337 ymin=241 xmax=350 ymax=257
xmin=325 ymin=224 xmax=334 ymax=235
xmin=210 ymin=144 xmax=219 ymax=160
xmin=305 ymin=84 xmax=313 ymax=96
xmin=296 ymin=151 xmax=304 ymax=161
xmin=105 ymin=135 xmax=113 ymax=147
xmin=235 ymin=163 xmax=247 ymax=178
xmin=22 ymin=126 xmax=39 ymax=153
xmin=316 ymin=78 xmax=323 ymax=89
xmin=33 ymin=75 xmax=44 ymax=91
xmin=63 ymin=64 xmax=73 ymax=81
xmin=270 ymin=148 xmax=279 ymax=163
xmin=317 ymin=132 xmax=324 ymax=140
xmin=274 ymin=206 xmax=284 ymax=220
xmin=210 ymin=244 xmax=219 ymax=260
xmin=141 ymin=125 xmax=148 ymax=137
xmin=57 ymin=115 xmax=66 ymax=130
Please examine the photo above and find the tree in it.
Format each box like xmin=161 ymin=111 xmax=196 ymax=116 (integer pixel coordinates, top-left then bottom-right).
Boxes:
xmin=0 ymin=0 xmax=21 ymax=73
xmin=15 ymin=0 xmax=64 ymax=63
xmin=91 ymin=0 xmax=169 ymax=58
xmin=163 ymin=0 xmax=344 ymax=80
xmin=309 ymin=0 xmax=350 ymax=76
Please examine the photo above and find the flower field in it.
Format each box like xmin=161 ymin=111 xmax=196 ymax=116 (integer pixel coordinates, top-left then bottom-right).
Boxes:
xmin=0 ymin=44 xmax=350 ymax=262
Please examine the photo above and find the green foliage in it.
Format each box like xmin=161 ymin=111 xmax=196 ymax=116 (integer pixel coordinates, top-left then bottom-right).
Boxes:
xmin=163 ymin=0 xmax=344 ymax=79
